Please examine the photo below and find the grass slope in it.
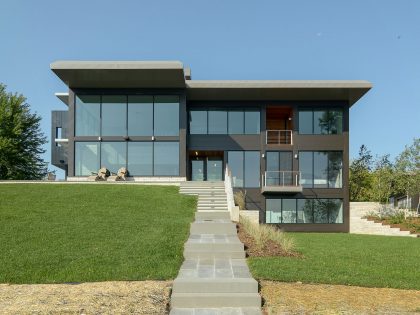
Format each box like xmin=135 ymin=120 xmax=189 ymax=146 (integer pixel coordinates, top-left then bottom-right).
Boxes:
xmin=248 ymin=233 xmax=420 ymax=290
xmin=0 ymin=184 xmax=196 ymax=284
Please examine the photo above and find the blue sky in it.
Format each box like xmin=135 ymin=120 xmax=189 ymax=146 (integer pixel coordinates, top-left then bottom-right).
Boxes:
xmin=0 ymin=0 xmax=419 ymax=178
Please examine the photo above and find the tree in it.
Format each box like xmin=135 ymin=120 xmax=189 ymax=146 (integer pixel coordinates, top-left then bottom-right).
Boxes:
xmin=371 ymin=154 xmax=394 ymax=203
xmin=349 ymin=145 xmax=373 ymax=201
xmin=393 ymin=138 xmax=420 ymax=209
xmin=0 ymin=83 xmax=47 ymax=179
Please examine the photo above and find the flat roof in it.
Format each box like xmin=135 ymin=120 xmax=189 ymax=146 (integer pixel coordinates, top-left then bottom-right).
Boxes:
xmin=51 ymin=61 xmax=372 ymax=105
xmin=51 ymin=60 xmax=186 ymax=88
xmin=55 ymin=92 xmax=69 ymax=106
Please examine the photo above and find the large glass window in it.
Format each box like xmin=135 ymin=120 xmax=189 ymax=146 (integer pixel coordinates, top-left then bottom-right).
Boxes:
xmin=189 ymin=108 xmax=260 ymax=135
xmin=208 ymin=110 xmax=227 ymax=134
xmin=128 ymin=96 xmax=153 ymax=136
xmin=228 ymin=151 xmax=243 ymax=187
xmin=154 ymin=96 xmax=179 ymax=136
xmin=101 ymin=96 xmax=127 ymax=136
xmin=298 ymin=109 xmax=343 ymax=135
xmin=101 ymin=142 xmax=126 ymax=174
xmin=228 ymin=110 xmax=244 ymax=134
xmin=154 ymin=142 xmax=179 ymax=175
xmin=75 ymin=142 xmax=100 ymax=176
xmin=128 ymin=142 xmax=153 ymax=175
xmin=244 ymin=151 xmax=260 ymax=187
xmin=266 ymin=198 xmax=343 ymax=224
xmin=228 ymin=151 xmax=260 ymax=188
xmin=189 ymin=110 xmax=207 ymax=134
xmin=244 ymin=111 xmax=260 ymax=134
xmin=75 ymin=95 xmax=100 ymax=136
xmin=299 ymin=151 xmax=343 ymax=188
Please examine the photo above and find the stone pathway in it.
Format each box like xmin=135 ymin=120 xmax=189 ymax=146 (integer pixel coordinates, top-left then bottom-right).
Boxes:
xmin=170 ymin=181 xmax=261 ymax=315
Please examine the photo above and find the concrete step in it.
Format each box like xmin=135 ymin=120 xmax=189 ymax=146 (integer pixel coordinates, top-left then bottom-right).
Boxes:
xmin=185 ymin=236 xmax=244 ymax=252
xmin=197 ymin=207 xmax=228 ymax=211
xmin=195 ymin=211 xmax=231 ymax=220
xmin=170 ymin=308 xmax=262 ymax=315
xmin=184 ymin=249 xmax=245 ymax=259
xmin=190 ymin=221 xmax=237 ymax=235
xmin=171 ymin=293 xmax=261 ymax=308
xmin=173 ymin=278 xmax=258 ymax=293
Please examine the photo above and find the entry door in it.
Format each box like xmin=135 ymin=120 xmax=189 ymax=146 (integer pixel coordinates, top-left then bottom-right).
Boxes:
xmin=206 ymin=157 xmax=223 ymax=181
xmin=191 ymin=159 xmax=205 ymax=181
xmin=191 ymin=157 xmax=223 ymax=181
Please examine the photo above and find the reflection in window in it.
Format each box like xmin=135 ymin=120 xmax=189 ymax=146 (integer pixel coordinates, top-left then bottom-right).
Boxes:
xmin=266 ymin=199 xmax=282 ymax=223
xmin=298 ymin=109 xmax=343 ymax=135
xmin=208 ymin=110 xmax=227 ymax=134
xmin=154 ymin=142 xmax=179 ymax=175
xmin=102 ymin=95 xmax=127 ymax=136
xmin=128 ymin=96 xmax=153 ymax=136
xmin=266 ymin=198 xmax=343 ymax=224
xmin=154 ymin=96 xmax=179 ymax=136
xmin=75 ymin=142 xmax=100 ymax=176
xmin=75 ymin=95 xmax=100 ymax=136
xmin=299 ymin=151 xmax=342 ymax=188
xmin=128 ymin=142 xmax=153 ymax=175
xmin=101 ymin=142 xmax=126 ymax=174
xmin=228 ymin=151 xmax=260 ymax=188
xmin=189 ymin=110 xmax=207 ymax=134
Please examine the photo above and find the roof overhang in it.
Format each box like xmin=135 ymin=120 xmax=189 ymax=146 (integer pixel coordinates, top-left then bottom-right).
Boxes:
xmin=51 ymin=61 xmax=186 ymax=88
xmin=55 ymin=92 xmax=69 ymax=106
xmin=186 ymin=80 xmax=372 ymax=106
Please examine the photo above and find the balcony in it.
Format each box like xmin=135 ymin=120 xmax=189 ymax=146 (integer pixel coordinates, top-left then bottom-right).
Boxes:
xmin=266 ymin=130 xmax=292 ymax=145
xmin=261 ymin=171 xmax=302 ymax=193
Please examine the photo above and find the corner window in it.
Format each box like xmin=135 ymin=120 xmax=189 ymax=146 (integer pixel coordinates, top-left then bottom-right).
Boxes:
xmin=298 ymin=109 xmax=343 ymax=135
xmin=75 ymin=95 xmax=100 ymax=136
xmin=75 ymin=142 xmax=100 ymax=176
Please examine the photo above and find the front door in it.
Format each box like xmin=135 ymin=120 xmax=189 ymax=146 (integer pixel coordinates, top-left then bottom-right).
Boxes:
xmin=190 ymin=155 xmax=223 ymax=181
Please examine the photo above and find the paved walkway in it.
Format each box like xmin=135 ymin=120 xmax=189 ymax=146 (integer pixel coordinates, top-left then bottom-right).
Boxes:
xmin=170 ymin=181 xmax=261 ymax=315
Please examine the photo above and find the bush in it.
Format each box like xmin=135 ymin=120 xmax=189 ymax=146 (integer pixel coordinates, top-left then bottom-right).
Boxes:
xmin=234 ymin=190 xmax=246 ymax=210
xmin=240 ymin=215 xmax=295 ymax=254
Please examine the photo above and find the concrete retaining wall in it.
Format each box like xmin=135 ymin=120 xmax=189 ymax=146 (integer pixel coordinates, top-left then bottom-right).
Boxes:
xmin=239 ymin=210 xmax=260 ymax=224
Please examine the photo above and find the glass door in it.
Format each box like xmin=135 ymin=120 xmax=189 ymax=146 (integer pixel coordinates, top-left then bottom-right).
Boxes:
xmin=206 ymin=157 xmax=223 ymax=181
xmin=191 ymin=159 xmax=205 ymax=181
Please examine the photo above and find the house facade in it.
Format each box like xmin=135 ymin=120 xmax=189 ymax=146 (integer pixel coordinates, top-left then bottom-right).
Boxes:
xmin=51 ymin=60 xmax=371 ymax=232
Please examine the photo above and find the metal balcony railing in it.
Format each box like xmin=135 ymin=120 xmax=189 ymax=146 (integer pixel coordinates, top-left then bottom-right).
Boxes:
xmin=266 ymin=130 xmax=292 ymax=145
xmin=262 ymin=171 xmax=302 ymax=193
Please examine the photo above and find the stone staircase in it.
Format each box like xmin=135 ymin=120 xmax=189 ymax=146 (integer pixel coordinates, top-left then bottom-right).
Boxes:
xmin=170 ymin=181 xmax=262 ymax=315
xmin=350 ymin=203 xmax=416 ymax=237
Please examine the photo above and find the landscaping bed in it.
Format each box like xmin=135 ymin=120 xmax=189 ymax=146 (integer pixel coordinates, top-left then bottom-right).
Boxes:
xmin=0 ymin=184 xmax=196 ymax=284
xmin=0 ymin=281 xmax=171 ymax=314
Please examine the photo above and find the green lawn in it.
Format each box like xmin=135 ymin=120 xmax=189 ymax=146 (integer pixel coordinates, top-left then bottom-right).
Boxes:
xmin=248 ymin=233 xmax=420 ymax=290
xmin=0 ymin=184 xmax=196 ymax=284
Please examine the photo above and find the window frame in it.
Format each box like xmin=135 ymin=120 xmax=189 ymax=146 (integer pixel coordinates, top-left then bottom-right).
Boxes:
xmin=298 ymin=108 xmax=344 ymax=135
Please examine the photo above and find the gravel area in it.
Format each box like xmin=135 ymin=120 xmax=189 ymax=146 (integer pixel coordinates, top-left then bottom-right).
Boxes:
xmin=0 ymin=281 xmax=171 ymax=314
xmin=261 ymin=281 xmax=420 ymax=314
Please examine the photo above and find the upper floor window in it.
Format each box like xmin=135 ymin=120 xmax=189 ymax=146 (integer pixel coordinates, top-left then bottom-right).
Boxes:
xmin=189 ymin=108 xmax=260 ymax=135
xmin=75 ymin=94 xmax=179 ymax=137
xmin=298 ymin=109 xmax=343 ymax=135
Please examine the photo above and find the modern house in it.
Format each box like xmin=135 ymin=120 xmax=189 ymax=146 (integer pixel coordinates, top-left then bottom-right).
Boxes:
xmin=51 ymin=60 xmax=371 ymax=232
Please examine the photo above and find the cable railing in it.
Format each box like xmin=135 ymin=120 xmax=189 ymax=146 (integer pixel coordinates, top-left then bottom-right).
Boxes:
xmin=262 ymin=171 xmax=301 ymax=187
xmin=266 ymin=130 xmax=292 ymax=145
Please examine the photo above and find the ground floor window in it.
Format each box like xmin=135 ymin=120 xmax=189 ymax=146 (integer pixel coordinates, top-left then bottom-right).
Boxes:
xmin=74 ymin=141 xmax=179 ymax=176
xmin=266 ymin=198 xmax=343 ymax=224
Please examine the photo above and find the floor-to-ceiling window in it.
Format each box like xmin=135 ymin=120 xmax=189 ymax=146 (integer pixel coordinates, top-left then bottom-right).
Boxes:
xmin=227 ymin=151 xmax=260 ymax=188
xmin=266 ymin=198 xmax=343 ymax=224
xmin=266 ymin=151 xmax=293 ymax=185
xmin=75 ymin=95 xmax=100 ymax=136
xmin=299 ymin=151 xmax=343 ymax=188
xmin=298 ymin=108 xmax=343 ymax=135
